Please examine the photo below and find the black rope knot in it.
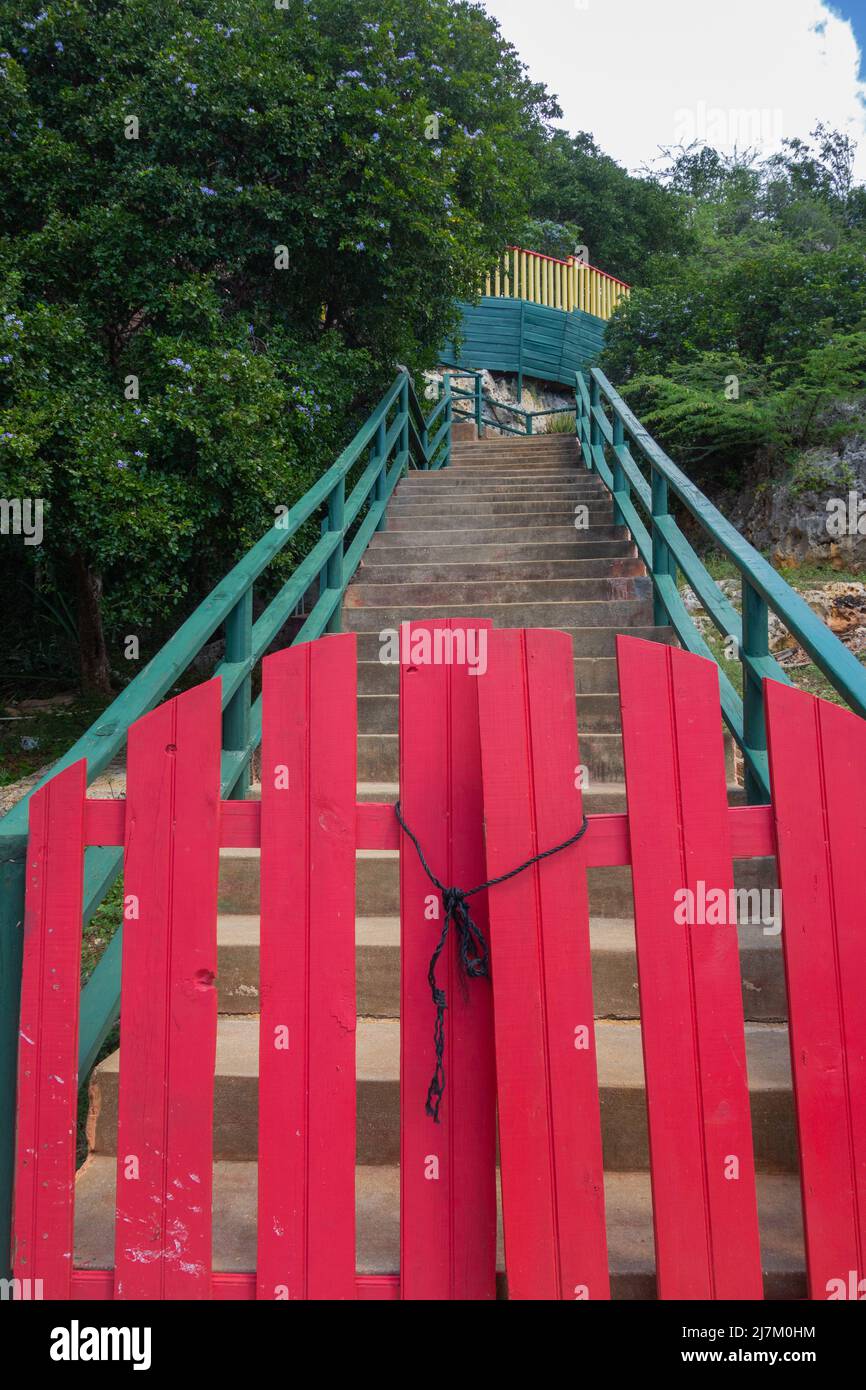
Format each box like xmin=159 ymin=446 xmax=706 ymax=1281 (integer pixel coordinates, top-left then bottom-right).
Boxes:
xmin=395 ymin=799 xmax=590 ymax=1124
xmin=420 ymin=879 xmax=490 ymax=1123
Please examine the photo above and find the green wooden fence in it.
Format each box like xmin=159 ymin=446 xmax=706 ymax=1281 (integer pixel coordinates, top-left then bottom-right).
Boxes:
xmin=441 ymin=296 xmax=607 ymax=394
xmin=446 ymin=369 xmax=574 ymax=437
xmin=0 ymin=368 xmax=450 ymax=1280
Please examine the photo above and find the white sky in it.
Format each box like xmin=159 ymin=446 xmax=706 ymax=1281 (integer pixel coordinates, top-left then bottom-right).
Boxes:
xmin=482 ymin=0 xmax=866 ymax=181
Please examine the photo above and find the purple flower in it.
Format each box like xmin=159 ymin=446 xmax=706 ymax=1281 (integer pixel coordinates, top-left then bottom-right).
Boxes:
xmin=186 ymin=82 xmax=197 ymax=93
xmin=199 ymin=185 xmax=216 ymax=196
xmin=116 ymin=459 xmax=128 ymax=469
xmin=54 ymin=40 xmax=63 ymax=53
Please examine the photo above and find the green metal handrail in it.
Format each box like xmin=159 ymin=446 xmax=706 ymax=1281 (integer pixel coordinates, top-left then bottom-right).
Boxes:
xmin=445 ymin=369 xmax=575 ymax=438
xmin=576 ymin=367 xmax=866 ymax=802
xmin=0 ymin=368 xmax=451 ymax=1279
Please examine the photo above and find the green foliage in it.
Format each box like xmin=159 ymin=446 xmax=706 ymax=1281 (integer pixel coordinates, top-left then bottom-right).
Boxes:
xmin=620 ymin=333 xmax=866 ymax=484
xmin=524 ymin=130 xmax=695 ymax=283
xmin=0 ymin=0 xmax=556 ymax=687
xmin=543 ymin=411 xmax=575 ymax=433
xmin=602 ymin=128 xmax=866 ymax=489
xmin=620 ymin=358 xmax=780 ymax=480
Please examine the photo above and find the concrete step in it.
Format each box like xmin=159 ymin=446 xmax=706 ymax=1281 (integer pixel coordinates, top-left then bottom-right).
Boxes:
xmin=429 ymin=472 xmax=593 ymax=485
xmin=356 ymin=691 xmax=623 ymax=734
xmin=345 ymin=577 xmax=647 ymax=610
xmin=393 ymin=483 xmax=609 ymax=500
xmin=219 ymin=848 xmax=776 ymax=925
xmin=385 ymin=506 xmax=613 ymax=529
xmin=355 ymin=558 xmax=645 ymax=585
xmin=72 ymin=1155 xmax=805 ymax=1299
xmin=87 ymin=1016 xmax=797 ymax=1171
xmin=347 ymin=625 xmax=672 ymax=662
xmin=444 ymin=462 xmax=583 ymax=473
xmin=438 ymin=472 xmax=589 ymax=485
xmin=216 ymin=914 xmax=788 ymax=1023
xmin=357 ymin=654 xmax=622 ymax=695
xmin=353 ymin=729 xmax=625 ymax=781
xmin=342 ymin=597 xmax=654 ymax=634
xmin=446 ymin=453 xmax=581 ymax=463
xmin=451 ymin=438 xmax=578 ymax=447
xmin=390 ymin=492 xmax=610 ymax=510
xmin=364 ymin=538 xmax=637 ymax=565
xmin=369 ymin=524 xmax=630 ymax=547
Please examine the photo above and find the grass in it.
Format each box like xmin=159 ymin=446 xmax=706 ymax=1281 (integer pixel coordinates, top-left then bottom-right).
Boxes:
xmin=0 ymin=693 xmax=113 ymax=788
xmin=543 ymin=411 xmax=576 ymax=433
xmin=679 ymin=549 xmax=866 ymax=708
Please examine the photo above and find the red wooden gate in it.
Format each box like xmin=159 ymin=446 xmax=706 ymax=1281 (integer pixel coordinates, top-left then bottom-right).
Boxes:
xmin=11 ymin=628 xmax=866 ymax=1299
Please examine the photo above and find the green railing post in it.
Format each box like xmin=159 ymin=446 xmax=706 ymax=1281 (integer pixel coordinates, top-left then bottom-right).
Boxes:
xmin=526 ymin=412 xmax=533 ymax=437
xmin=0 ymin=367 xmax=448 ymax=1281
xmin=400 ymin=373 xmax=410 ymax=473
xmin=0 ymin=850 xmax=25 ymax=1280
xmin=574 ymin=376 xmax=584 ymax=460
xmin=474 ymin=373 xmax=484 ymax=439
xmin=589 ymin=376 xmax=600 ymax=472
xmin=444 ymin=378 xmax=453 ymax=468
xmin=650 ymin=467 xmax=674 ymax=628
xmin=611 ymin=415 xmax=626 ymax=528
xmin=373 ymin=417 xmax=388 ymax=528
xmin=325 ymin=475 xmax=345 ymax=634
xmin=742 ymin=580 xmax=770 ymax=804
xmin=222 ymin=587 xmax=253 ymax=798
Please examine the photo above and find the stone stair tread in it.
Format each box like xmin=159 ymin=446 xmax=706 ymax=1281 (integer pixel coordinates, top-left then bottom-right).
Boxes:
xmin=343 ymin=601 xmax=655 ymax=631
xmin=358 ymin=559 xmax=638 ymax=576
xmin=214 ymin=910 xmax=785 ymax=1023
xmin=345 ymin=580 xmax=645 ymax=607
xmin=72 ymin=1155 xmax=806 ymax=1296
xmin=92 ymin=1014 xmax=792 ymax=1091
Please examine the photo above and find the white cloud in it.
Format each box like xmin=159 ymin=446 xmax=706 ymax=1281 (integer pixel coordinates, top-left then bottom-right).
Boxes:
xmin=483 ymin=0 xmax=866 ymax=179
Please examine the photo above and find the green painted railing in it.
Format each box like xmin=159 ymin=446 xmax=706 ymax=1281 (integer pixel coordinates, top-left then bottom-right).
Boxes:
xmin=0 ymin=368 xmax=451 ymax=1279
xmin=446 ymin=369 xmax=574 ymax=438
xmin=438 ymin=363 xmax=866 ymax=803
xmin=576 ymin=367 xmax=866 ymax=801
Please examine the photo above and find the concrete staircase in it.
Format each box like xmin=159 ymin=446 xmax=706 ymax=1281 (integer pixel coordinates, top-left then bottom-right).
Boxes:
xmin=76 ymin=433 xmax=805 ymax=1297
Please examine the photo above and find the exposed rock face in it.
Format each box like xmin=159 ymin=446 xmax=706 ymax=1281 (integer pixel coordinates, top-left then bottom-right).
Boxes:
xmin=425 ymin=368 xmax=574 ymax=435
xmin=728 ymin=433 xmax=866 ymax=570
xmin=682 ymin=576 xmax=866 ymax=668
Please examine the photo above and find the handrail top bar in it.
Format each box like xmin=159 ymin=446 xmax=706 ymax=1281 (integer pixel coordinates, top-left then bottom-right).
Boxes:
xmin=587 ymin=366 xmax=866 ymax=718
xmin=0 ymin=369 xmax=445 ymax=843
xmin=503 ymin=245 xmax=631 ymax=288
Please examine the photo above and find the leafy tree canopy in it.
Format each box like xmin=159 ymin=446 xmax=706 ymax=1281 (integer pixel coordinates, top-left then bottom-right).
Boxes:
xmin=601 ymin=127 xmax=866 ymax=486
xmin=522 ymin=129 xmax=695 ymax=282
xmin=0 ymin=0 xmax=557 ymax=688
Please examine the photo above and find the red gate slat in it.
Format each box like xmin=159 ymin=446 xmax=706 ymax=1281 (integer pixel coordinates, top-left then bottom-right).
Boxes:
xmin=113 ymin=680 xmax=221 ymax=1299
xmin=765 ymin=680 xmax=866 ymax=1298
xmin=476 ymin=628 xmax=609 ymax=1300
xmin=13 ymin=761 xmax=86 ymax=1299
xmin=257 ymin=635 xmax=357 ymax=1299
xmin=616 ymin=636 xmax=763 ymax=1299
xmin=399 ymin=619 xmax=497 ymax=1300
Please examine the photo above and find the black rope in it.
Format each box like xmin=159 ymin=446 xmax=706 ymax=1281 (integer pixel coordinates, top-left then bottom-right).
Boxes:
xmin=394 ymin=800 xmax=590 ymax=1122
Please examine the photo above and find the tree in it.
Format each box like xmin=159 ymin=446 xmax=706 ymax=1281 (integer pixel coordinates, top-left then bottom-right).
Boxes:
xmin=524 ymin=130 xmax=695 ymax=283
xmin=0 ymin=0 xmax=556 ymax=690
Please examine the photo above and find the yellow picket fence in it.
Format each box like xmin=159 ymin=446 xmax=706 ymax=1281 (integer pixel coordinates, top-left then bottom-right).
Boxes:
xmin=484 ymin=246 xmax=630 ymax=321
